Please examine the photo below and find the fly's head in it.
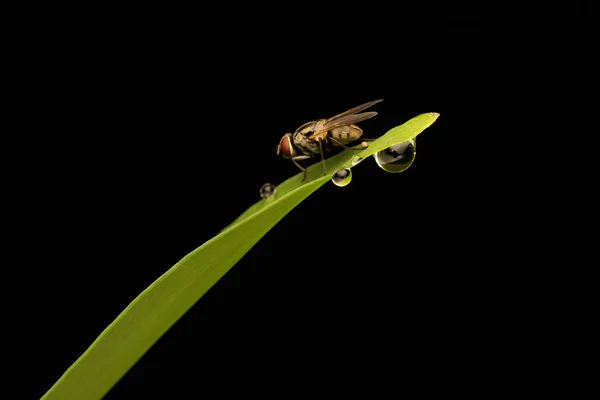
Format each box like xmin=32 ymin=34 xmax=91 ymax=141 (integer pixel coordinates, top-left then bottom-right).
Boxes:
xmin=276 ymin=133 xmax=296 ymax=159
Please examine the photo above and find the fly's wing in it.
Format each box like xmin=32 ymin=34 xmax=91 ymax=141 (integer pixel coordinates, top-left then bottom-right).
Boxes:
xmin=319 ymin=111 xmax=378 ymax=133
xmin=325 ymin=99 xmax=383 ymax=122
xmin=309 ymin=99 xmax=383 ymax=138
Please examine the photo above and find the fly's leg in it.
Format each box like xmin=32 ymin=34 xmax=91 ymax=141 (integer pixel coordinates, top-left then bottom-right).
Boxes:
xmin=317 ymin=138 xmax=327 ymax=176
xmin=291 ymin=155 xmax=313 ymax=182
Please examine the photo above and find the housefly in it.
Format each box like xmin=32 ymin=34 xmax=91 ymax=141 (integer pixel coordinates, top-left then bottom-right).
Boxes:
xmin=276 ymin=99 xmax=382 ymax=181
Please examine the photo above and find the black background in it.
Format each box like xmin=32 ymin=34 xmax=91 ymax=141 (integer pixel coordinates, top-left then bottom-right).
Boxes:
xmin=13 ymin=5 xmax=560 ymax=399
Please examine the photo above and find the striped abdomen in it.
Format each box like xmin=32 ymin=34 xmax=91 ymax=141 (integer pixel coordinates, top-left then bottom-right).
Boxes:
xmin=329 ymin=124 xmax=363 ymax=146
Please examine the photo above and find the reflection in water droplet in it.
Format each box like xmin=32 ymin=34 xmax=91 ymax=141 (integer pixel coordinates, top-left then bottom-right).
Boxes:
xmin=331 ymin=168 xmax=352 ymax=187
xmin=374 ymin=138 xmax=416 ymax=173
xmin=259 ymin=183 xmax=276 ymax=199
xmin=351 ymin=155 xmax=363 ymax=166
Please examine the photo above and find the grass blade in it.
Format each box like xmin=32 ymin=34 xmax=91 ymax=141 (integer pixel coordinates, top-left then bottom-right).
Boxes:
xmin=41 ymin=112 xmax=439 ymax=400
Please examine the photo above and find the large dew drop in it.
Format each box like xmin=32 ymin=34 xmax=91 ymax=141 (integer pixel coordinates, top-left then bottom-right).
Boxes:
xmin=373 ymin=138 xmax=416 ymax=173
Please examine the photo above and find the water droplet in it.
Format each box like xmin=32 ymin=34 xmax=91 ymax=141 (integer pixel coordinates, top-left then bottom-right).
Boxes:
xmin=374 ymin=138 xmax=416 ymax=173
xmin=331 ymin=168 xmax=352 ymax=187
xmin=259 ymin=183 xmax=276 ymax=199
xmin=351 ymin=155 xmax=363 ymax=166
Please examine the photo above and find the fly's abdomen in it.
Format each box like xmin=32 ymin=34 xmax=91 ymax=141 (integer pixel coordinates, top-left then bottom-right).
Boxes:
xmin=330 ymin=124 xmax=363 ymax=145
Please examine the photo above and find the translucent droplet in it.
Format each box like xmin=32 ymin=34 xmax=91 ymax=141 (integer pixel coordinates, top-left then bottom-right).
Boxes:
xmin=351 ymin=155 xmax=363 ymax=166
xmin=332 ymin=168 xmax=352 ymax=187
xmin=374 ymin=138 xmax=416 ymax=173
xmin=259 ymin=183 xmax=276 ymax=199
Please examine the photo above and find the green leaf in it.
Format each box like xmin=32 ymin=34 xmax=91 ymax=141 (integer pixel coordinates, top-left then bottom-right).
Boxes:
xmin=41 ymin=112 xmax=439 ymax=400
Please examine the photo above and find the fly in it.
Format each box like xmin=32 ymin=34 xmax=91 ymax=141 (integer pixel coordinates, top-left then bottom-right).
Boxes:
xmin=276 ymin=99 xmax=383 ymax=181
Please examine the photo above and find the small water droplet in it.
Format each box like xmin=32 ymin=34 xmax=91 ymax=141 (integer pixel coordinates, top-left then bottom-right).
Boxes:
xmin=259 ymin=183 xmax=276 ymax=199
xmin=331 ymin=168 xmax=352 ymax=187
xmin=351 ymin=155 xmax=363 ymax=166
xmin=374 ymin=138 xmax=416 ymax=173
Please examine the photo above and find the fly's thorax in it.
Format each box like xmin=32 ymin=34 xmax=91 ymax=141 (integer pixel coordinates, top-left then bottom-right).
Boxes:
xmin=313 ymin=119 xmax=326 ymax=133
xmin=295 ymin=120 xmax=318 ymax=135
xmin=330 ymin=124 xmax=363 ymax=145
xmin=293 ymin=131 xmax=320 ymax=155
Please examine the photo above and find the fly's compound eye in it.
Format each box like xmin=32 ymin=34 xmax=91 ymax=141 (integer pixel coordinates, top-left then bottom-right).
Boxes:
xmin=278 ymin=135 xmax=294 ymax=159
